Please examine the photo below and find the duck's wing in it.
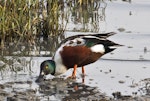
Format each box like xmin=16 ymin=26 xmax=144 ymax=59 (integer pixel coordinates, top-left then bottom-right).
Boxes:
xmin=61 ymin=34 xmax=120 ymax=49
xmin=59 ymin=32 xmax=116 ymax=46
xmin=82 ymin=36 xmax=122 ymax=53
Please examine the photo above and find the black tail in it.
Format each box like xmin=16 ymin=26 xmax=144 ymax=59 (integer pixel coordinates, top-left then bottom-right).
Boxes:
xmin=104 ymin=43 xmax=123 ymax=54
xmin=97 ymin=39 xmax=123 ymax=54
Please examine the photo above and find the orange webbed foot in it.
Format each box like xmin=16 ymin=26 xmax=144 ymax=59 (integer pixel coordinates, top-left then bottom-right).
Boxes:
xmin=67 ymin=75 xmax=76 ymax=79
xmin=67 ymin=64 xmax=77 ymax=79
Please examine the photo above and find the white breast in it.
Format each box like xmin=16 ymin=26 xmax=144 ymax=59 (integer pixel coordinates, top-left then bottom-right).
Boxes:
xmin=53 ymin=45 xmax=68 ymax=75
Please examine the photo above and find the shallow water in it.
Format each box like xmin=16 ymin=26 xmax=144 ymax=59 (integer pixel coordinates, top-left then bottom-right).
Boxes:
xmin=0 ymin=0 xmax=150 ymax=100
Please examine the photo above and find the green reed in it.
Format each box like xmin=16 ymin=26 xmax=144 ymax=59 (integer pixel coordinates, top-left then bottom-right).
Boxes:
xmin=0 ymin=0 xmax=116 ymax=56
xmin=0 ymin=0 xmax=66 ymax=49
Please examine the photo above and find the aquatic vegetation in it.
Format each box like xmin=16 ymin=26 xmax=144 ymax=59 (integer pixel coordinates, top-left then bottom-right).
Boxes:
xmin=0 ymin=0 xmax=66 ymax=54
xmin=0 ymin=0 xmax=114 ymax=56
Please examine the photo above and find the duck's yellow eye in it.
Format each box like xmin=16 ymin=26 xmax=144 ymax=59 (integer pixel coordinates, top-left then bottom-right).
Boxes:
xmin=45 ymin=65 xmax=48 ymax=69
xmin=43 ymin=65 xmax=50 ymax=75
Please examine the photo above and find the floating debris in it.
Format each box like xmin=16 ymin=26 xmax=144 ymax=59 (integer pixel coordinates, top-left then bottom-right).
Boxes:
xmin=127 ymin=46 xmax=133 ymax=48
xmin=118 ymin=28 xmax=125 ymax=32
xmin=125 ymin=76 xmax=130 ymax=78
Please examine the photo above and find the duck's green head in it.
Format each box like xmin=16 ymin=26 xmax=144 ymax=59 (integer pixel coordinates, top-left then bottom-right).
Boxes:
xmin=36 ymin=60 xmax=55 ymax=82
xmin=39 ymin=60 xmax=56 ymax=76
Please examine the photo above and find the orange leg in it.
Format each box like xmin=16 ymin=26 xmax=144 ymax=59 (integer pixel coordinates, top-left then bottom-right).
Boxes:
xmin=72 ymin=64 xmax=77 ymax=78
xmin=68 ymin=64 xmax=77 ymax=79
xmin=82 ymin=66 xmax=85 ymax=83
xmin=82 ymin=66 xmax=85 ymax=76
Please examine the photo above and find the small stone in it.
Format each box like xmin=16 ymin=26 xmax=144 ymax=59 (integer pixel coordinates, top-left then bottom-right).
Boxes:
xmin=125 ymin=76 xmax=130 ymax=78
xmin=87 ymin=87 xmax=93 ymax=90
xmin=64 ymin=90 xmax=68 ymax=94
xmin=81 ymin=91 xmax=86 ymax=95
xmin=128 ymin=46 xmax=133 ymax=48
xmin=111 ymin=76 xmax=115 ymax=78
xmin=0 ymin=90 xmax=8 ymax=96
xmin=104 ymin=72 xmax=109 ymax=74
xmin=7 ymin=97 xmax=18 ymax=101
xmin=112 ymin=91 xmax=121 ymax=98
xmin=129 ymin=85 xmax=137 ymax=88
xmin=27 ymin=81 xmax=32 ymax=84
xmin=78 ymin=87 xmax=83 ymax=90
xmin=144 ymin=47 xmax=147 ymax=53
xmin=14 ymin=81 xmax=25 ymax=84
xmin=118 ymin=80 xmax=125 ymax=84
xmin=50 ymin=81 xmax=57 ymax=85
xmin=0 ymin=84 xmax=5 ymax=89
xmin=80 ymin=97 xmax=87 ymax=101
xmin=89 ymin=79 xmax=94 ymax=81
xmin=118 ymin=28 xmax=125 ymax=32
xmin=17 ymin=92 xmax=26 ymax=96
xmin=93 ymin=89 xmax=99 ymax=93
xmin=142 ymin=67 xmax=147 ymax=69
xmin=26 ymin=89 xmax=36 ymax=94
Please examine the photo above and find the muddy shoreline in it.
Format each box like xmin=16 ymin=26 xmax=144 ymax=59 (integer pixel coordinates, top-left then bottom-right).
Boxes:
xmin=0 ymin=77 xmax=150 ymax=101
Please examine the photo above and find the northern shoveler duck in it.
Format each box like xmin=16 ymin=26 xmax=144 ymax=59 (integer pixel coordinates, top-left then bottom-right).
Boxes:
xmin=37 ymin=32 xmax=121 ymax=80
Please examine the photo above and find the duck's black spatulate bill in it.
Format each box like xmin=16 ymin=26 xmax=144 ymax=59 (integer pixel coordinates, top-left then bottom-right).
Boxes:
xmin=35 ymin=75 xmax=44 ymax=83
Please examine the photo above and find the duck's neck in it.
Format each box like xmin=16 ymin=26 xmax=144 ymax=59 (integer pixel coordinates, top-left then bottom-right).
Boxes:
xmin=54 ymin=62 xmax=68 ymax=75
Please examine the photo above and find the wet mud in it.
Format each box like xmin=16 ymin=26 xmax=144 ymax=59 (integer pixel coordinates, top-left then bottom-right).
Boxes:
xmin=0 ymin=78 xmax=110 ymax=101
xmin=0 ymin=77 xmax=150 ymax=101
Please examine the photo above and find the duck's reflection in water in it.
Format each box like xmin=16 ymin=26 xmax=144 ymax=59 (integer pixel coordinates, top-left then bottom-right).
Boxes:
xmin=37 ymin=77 xmax=109 ymax=100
